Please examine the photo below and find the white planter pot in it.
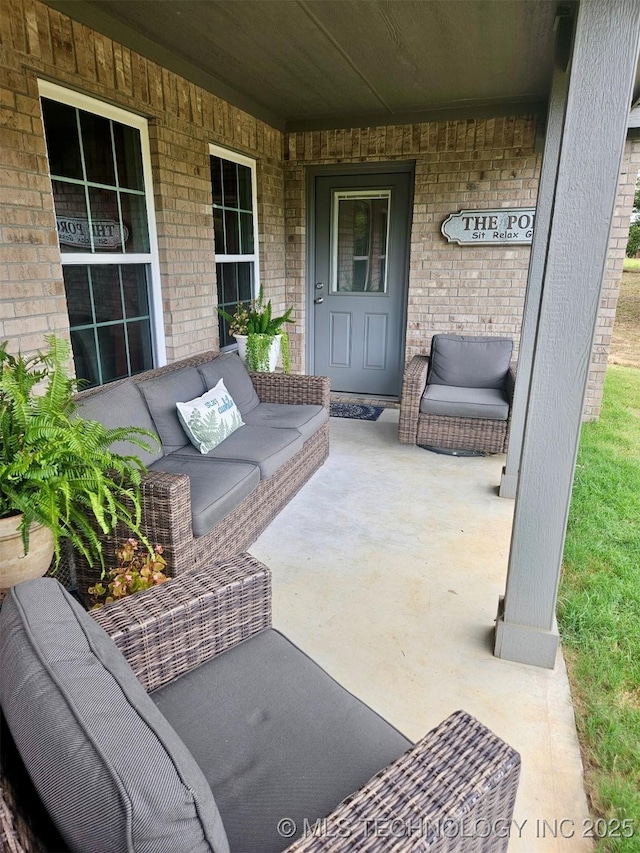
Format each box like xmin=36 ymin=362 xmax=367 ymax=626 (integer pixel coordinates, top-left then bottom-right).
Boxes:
xmin=234 ymin=334 xmax=281 ymax=372
xmin=0 ymin=515 xmax=55 ymax=591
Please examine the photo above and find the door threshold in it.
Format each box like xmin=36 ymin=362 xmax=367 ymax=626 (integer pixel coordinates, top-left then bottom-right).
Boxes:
xmin=330 ymin=391 xmax=400 ymax=409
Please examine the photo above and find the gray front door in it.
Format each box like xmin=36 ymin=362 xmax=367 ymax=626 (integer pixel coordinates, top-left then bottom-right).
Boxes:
xmin=313 ymin=171 xmax=412 ymax=395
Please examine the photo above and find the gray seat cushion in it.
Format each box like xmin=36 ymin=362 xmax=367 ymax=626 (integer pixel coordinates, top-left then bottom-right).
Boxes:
xmin=0 ymin=579 xmax=229 ymax=853
xmin=429 ymin=335 xmax=513 ymax=389
xmin=150 ymin=455 xmax=260 ymax=537
xmin=74 ymin=380 xmax=163 ymax=466
xmin=137 ymin=367 xmax=206 ymax=452
xmin=173 ymin=425 xmax=303 ymax=479
xmin=198 ymin=354 xmax=260 ymax=416
xmin=152 ymin=628 xmax=412 ymax=853
xmin=420 ymin=383 xmax=510 ymax=420
xmin=242 ymin=403 xmax=328 ymax=441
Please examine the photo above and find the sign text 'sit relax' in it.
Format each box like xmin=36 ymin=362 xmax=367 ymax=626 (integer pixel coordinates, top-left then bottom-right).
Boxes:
xmin=441 ymin=208 xmax=536 ymax=245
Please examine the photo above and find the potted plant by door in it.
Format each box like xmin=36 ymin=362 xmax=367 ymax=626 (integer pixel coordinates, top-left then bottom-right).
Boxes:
xmin=218 ymin=289 xmax=293 ymax=372
xmin=0 ymin=336 xmax=156 ymax=591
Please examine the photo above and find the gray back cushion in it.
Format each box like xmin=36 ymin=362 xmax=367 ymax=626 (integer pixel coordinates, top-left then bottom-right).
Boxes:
xmin=0 ymin=579 xmax=229 ymax=853
xmin=429 ymin=335 xmax=513 ymax=389
xmin=74 ymin=380 xmax=163 ymax=466
xmin=198 ymin=354 xmax=260 ymax=415
xmin=137 ymin=367 xmax=206 ymax=452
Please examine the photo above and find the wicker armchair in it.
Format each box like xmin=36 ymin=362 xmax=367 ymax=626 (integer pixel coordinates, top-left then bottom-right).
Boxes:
xmin=1 ymin=554 xmax=521 ymax=853
xmin=399 ymin=335 xmax=516 ymax=454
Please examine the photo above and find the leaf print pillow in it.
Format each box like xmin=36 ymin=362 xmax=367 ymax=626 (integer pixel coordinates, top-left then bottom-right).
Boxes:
xmin=176 ymin=379 xmax=244 ymax=453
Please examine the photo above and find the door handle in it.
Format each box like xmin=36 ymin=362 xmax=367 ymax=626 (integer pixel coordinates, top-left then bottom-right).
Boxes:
xmin=314 ymin=297 xmax=324 ymax=304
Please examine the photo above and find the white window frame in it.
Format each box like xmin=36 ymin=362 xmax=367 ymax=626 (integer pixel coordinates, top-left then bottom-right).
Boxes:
xmin=209 ymin=143 xmax=260 ymax=350
xmin=38 ymin=80 xmax=166 ymax=368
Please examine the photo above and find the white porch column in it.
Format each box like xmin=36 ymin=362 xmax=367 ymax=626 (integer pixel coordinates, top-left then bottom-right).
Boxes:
xmin=495 ymin=0 xmax=640 ymax=668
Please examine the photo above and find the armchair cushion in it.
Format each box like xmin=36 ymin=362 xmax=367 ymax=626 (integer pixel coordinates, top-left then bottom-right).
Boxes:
xmin=198 ymin=353 xmax=260 ymax=416
xmin=0 ymin=579 xmax=229 ymax=853
xmin=429 ymin=335 xmax=513 ymax=389
xmin=138 ymin=367 xmax=207 ymax=452
xmin=152 ymin=627 xmax=412 ymax=853
xmin=420 ymin=384 xmax=510 ymax=420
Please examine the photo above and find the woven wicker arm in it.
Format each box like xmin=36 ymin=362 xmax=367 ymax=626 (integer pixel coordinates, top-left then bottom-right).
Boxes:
xmin=398 ymin=356 xmax=429 ymax=445
xmin=249 ymin=372 xmax=330 ymax=408
xmin=92 ymin=553 xmax=272 ymax=692
xmin=286 ymin=710 xmax=520 ymax=852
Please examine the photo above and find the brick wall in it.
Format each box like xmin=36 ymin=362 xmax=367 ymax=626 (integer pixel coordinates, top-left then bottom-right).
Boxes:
xmin=0 ymin=0 xmax=284 ymax=365
xmin=0 ymin=0 xmax=634 ymax=416
xmin=285 ymin=123 xmax=637 ymax=417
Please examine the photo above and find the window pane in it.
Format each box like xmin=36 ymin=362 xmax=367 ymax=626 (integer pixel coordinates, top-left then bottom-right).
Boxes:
xmin=121 ymin=265 xmax=149 ymax=317
xmin=221 ymin=264 xmax=238 ymax=306
xmin=53 ymin=181 xmax=89 ymax=253
xmin=97 ymin=324 xmax=128 ymax=383
xmin=91 ymin=266 xmax=123 ymax=324
xmin=127 ymin=320 xmax=153 ymax=376
xmin=120 ymin=192 xmax=150 ymax=253
xmin=113 ymin=123 xmax=144 ymax=190
xmin=240 ymin=213 xmax=254 ymax=254
xmin=42 ymin=99 xmax=82 ymax=179
xmin=70 ymin=328 xmax=100 ymax=388
xmin=222 ymin=160 xmax=238 ymax=208
xmin=213 ymin=208 xmax=225 ymax=252
xmin=88 ymin=186 xmax=121 ymax=253
xmin=210 ymin=156 xmax=223 ymax=206
xmin=224 ymin=210 xmax=239 ymax=254
xmin=237 ymin=263 xmax=253 ymax=302
xmin=80 ymin=111 xmax=116 ymax=186
xmin=237 ymin=164 xmax=252 ymax=210
xmin=334 ymin=194 xmax=389 ymax=293
xmin=63 ymin=266 xmax=93 ymax=326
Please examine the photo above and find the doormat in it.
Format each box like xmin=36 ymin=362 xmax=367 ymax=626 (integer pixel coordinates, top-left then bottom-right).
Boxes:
xmin=329 ymin=402 xmax=384 ymax=421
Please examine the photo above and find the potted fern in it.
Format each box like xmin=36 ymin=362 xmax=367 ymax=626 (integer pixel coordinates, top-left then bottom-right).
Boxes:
xmin=218 ymin=289 xmax=293 ymax=372
xmin=0 ymin=335 xmax=156 ymax=590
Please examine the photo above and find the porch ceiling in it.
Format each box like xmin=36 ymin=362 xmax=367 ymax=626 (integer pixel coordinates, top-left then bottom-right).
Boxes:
xmin=46 ymin=0 xmax=565 ymax=132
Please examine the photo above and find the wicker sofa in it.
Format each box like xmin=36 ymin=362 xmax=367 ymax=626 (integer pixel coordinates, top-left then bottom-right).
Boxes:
xmin=1 ymin=554 xmax=521 ymax=853
xmin=69 ymin=351 xmax=330 ymax=592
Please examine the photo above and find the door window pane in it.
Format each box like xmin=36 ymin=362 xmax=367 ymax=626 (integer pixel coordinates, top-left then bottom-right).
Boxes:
xmin=333 ymin=193 xmax=390 ymax=293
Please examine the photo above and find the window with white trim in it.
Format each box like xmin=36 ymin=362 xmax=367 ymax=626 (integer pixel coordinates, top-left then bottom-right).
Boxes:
xmin=39 ymin=82 xmax=164 ymax=387
xmin=209 ymin=145 xmax=259 ymax=349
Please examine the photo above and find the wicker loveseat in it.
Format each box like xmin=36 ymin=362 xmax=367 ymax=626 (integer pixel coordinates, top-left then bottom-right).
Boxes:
xmin=1 ymin=554 xmax=521 ymax=853
xmin=68 ymin=351 xmax=329 ymax=592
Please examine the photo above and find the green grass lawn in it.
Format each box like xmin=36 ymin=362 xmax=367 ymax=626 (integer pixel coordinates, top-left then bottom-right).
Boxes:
xmin=623 ymin=257 xmax=640 ymax=272
xmin=559 ymin=366 xmax=640 ymax=852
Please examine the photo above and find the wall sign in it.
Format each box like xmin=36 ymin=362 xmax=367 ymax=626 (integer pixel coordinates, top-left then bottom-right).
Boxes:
xmin=441 ymin=208 xmax=535 ymax=245
xmin=57 ymin=218 xmax=128 ymax=249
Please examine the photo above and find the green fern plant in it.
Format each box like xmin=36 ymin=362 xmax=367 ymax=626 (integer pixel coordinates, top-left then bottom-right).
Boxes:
xmin=0 ymin=335 xmax=158 ymax=570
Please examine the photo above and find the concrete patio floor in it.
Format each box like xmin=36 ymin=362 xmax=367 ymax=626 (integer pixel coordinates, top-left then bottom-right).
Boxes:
xmin=251 ymin=408 xmax=592 ymax=852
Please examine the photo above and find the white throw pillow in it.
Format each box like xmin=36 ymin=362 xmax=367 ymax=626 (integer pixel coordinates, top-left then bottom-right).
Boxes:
xmin=176 ymin=379 xmax=244 ymax=453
